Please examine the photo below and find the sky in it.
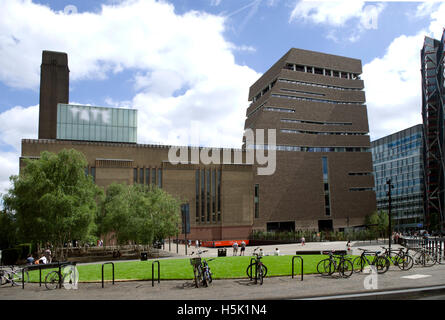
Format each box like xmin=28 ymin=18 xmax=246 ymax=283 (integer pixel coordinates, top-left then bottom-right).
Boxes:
xmin=0 ymin=0 xmax=444 ymax=197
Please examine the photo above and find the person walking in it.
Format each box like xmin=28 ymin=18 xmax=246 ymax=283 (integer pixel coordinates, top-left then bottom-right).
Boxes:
xmin=301 ymin=236 xmax=305 ymax=246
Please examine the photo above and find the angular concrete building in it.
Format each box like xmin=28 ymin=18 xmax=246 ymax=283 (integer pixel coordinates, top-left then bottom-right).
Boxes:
xmin=244 ymin=48 xmax=376 ymax=232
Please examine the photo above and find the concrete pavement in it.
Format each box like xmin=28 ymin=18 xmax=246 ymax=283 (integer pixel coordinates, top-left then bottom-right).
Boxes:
xmin=1 ymin=241 xmax=444 ymax=300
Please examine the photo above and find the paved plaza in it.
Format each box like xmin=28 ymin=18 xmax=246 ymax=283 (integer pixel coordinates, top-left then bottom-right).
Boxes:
xmin=1 ymin=241 xmax=444 ymax=300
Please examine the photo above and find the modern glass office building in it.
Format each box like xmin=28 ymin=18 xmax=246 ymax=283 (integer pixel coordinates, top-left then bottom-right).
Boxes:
xmin=56 ymin=103 xmax=137 ymax=143
xmin=371 ymin=124 xmax=424 ymax=230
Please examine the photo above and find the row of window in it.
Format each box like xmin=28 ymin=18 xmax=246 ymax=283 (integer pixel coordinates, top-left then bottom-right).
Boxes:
xmin=195 ymin=169 xmax=221 ymax=224
xmin=283 ymin=63 xmax=361 ymax=81
xmin=281 ymin=118 xmax=352 ymax=126
xmin=349 ymin=187 xmax=374 ymax=192
xmin=376 ymin=185 xmax=422 ymax=198
xmin=280 ymin=128 xmax=367 ymax=136
xmin=348 ymin=172 xmax=373 ymax=176
xmin=271 ymin=93 xmax=364 ymax=106
xmin=247 ymin=144 xmax=370 ymax=153
xmin=133 ymin=167 xmax=162 ymax=188
xmin=278 ymin=78 xmax=362 ymax=91
xmin=373 ymin=150 xmax=422 ymax=166
xmin=280 ymin=88 xmax=326 ymax=97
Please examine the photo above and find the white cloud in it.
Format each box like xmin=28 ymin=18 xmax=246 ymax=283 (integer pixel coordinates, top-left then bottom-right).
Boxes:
xmin=289 ymin=1 xmax=385 ymax=42
xmin=363 ymin=1 xmax=445 ymax=141
xmin=0 ymin=0 xmax=260 ymax=195
xmin=363 ymin=32 xmax=425 ymax=140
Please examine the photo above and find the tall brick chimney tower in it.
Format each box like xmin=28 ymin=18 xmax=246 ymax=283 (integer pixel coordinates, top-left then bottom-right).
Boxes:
xmin=38 ymin=50 xmax=69 ymax=139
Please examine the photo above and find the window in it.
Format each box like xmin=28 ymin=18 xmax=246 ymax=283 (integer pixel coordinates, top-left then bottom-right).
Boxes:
xmin=322 ymin=157 xmax=330 ymax=216
xmin=91 ymin=167 xmax=96 ymax=184
xmin=201 ymin=169 xmax=205 ymax=223
xmin=217 ymin=169 xmax=221 ymax=221
xmin=140 ymin=168 xmax=144 ymax=184
xmin=158 ymin=168 xmax=162 ymax=188
xmin=195 ymin=170 xmax=200 ymax=223
xmin=145 ymin=168 xmax=150 ymax=185
xmin=212 ymin=170 xmax=216 ymax=222
xmin=254 ymin=184 xmax=259 ymax=218
xmin=133 ymin=168 xmax=137 ymax=184
xmin=206 ymin=169 xmax=210 ymax=222
xmin=152 ymin=168 xmax=156 ymax=185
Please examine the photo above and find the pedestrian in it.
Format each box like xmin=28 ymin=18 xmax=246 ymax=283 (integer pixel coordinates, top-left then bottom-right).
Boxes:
xmin=346 ymin=240 xmax=351 ymax=253
xmin=301 ymin=236 xmax=305 ymax=246
xmin=240 ymin=241 xmax=246 ymax=256
xmin=274 ymin=248 xmax=280 ymax=256
xmin=195 ymin=240 xmax=199 ymax=249
xmin=232 ymin=242 xmax=238 ymax=256
xmin=26 ymin=254 xmax=35 ymax=265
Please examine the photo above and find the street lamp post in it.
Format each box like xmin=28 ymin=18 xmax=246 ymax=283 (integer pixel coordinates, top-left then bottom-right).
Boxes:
xmin=387 ymin=179 xmax=393 ymax=250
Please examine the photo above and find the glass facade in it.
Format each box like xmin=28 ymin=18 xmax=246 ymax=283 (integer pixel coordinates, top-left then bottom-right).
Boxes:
xmin=371 ymin=124 xmax=424 ymax=230
xmin=56 ymin=104 xmax=137 ymax=143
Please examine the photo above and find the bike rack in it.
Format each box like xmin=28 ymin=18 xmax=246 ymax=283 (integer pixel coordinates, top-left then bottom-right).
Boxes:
xmin=21 ymin=261 xmax=76 ymax=289
xmin=248 ymin=258 xmax=256 ymax=281
xmin=152 ymin=260 xmax=160 ymax=287
xmin=101 ymin=262 xmax=115 ymax=288
xmin=292 ymin=256 xmax=304 ymax=281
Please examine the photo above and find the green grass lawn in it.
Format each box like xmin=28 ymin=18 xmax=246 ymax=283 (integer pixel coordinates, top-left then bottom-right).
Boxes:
xmin=27 ymin=254 xmax=363 ymax=283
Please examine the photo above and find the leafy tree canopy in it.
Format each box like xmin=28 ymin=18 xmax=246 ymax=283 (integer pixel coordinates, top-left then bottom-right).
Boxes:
xmin=99 ymin=183 xmax=181 ymax=246
xmin=2 ymin=149 xmax=103 ymax=251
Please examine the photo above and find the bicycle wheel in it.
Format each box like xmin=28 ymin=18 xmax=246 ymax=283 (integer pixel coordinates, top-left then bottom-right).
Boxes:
xmin=11 ymin=270 xmax=29 ymax=286
xmin=375 ymin=256 xmax=390 ymax=274
xmin=339 ymin=260 xmax=353 ymax=278
xmin=257 ymin=264 xmax=264 ymax=285
xmin=352 ymin=256 xmax=365 ymax=273
xmin=45 ymin=271 xmax=60 ymax=290
xmin=193 ymin=266 xmax=201 ymax=288
xmin=206 ymin=269 xmax=213 ymax=284
xmin=423 ymin=252 xmax=437 ymax=267
xmin=395 ymin=254 xmax=413 ymax=271
xmin=316 ymin=258 xmax=331 ymax=276
xmin=246 ymin=263 xmax=267 ymax=279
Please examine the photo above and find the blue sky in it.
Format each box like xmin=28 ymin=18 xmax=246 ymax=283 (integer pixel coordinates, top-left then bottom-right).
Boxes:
xmin=0 ymin=0 xmax=444 ymax=195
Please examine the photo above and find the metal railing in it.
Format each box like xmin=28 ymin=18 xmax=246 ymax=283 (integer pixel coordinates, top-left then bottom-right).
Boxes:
xmin=21 ymin=261 xmax=77 ymax=289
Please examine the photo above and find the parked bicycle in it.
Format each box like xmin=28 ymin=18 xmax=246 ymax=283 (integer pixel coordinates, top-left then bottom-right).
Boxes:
xmin=406 ymin=247 xmax=436 ymax=267
xmin=189 ymin=250 xmax=215 ymax=288
xmin=0 ymin=265 xmax=29 ymax=286
xmin=246 ymin=247 xmax=267 ymax=285
xmin=316 ymin=251 xmax=353 ymax=278
xmin=352 ymin=248 xmax=390 ymax=274
xmin=45 ymin=265 xmax=77 ymax=290
xmin=380 ymin=246 xmax=413 ymax=271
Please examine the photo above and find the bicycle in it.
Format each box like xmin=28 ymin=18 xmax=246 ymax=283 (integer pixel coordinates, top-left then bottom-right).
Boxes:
xmin=246 ymin=247 xmax=267 ymax=285
xmin=44 ymin=265 xmax=77 ymax=290
xmin=406 ymin=247 xmax=436 ymax=267
xmin=0 ymin=266 xmax=29 ymax=287
xmin=316 ymin=251 xmax=353 ymax=278
xmin=189 ymin=250 xmax=214 ymax=288
xmin=380 ymin=246 xmax=413 ymax=271
xmin=352 ymin=248 xmax=390 ymax=274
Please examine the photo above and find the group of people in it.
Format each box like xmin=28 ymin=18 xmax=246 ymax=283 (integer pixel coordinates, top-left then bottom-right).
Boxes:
xmin=26 ymin=247 xmax=52 ymax=265
xmin=232 ymin=241 xmax=247 ymax=256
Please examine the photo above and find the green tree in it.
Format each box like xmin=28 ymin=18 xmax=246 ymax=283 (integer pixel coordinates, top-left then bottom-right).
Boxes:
xmin=365 ymin=210 xmax=389 ymax=237
xmin=2 ymin=149 xmax=103 ymax=258
xmin=100 ymin=183 xmax=181 ymax=246
xmin=0 ymin=209 xmax=17 ymax=249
